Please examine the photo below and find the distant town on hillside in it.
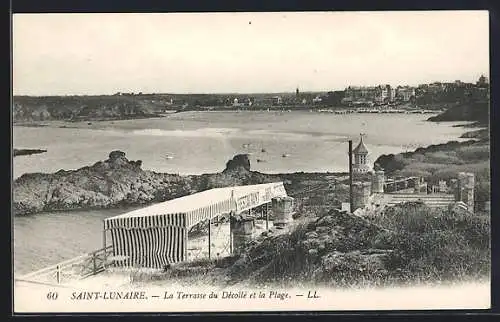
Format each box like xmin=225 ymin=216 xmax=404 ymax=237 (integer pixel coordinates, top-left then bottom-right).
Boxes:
xmin=13 ymin=75 xmax=489 ymax=122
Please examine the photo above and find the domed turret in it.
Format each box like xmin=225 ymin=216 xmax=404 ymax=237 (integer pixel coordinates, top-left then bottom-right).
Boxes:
xmin=352 ymin=134 xmax=372 ymax=173
xmin=353 ymin=135 xmax=369 ymax=155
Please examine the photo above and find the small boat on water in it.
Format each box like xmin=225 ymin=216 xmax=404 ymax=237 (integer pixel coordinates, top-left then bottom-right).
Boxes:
xmin=163 ymin=154 xmax=174 ymax=160
xmin=256 ymin=159 xmax=267 ymax=163
xmin=261 ymin=148 xmax=267 ymax=153
xmin=282 ymin=153 xmax=290 ymax=158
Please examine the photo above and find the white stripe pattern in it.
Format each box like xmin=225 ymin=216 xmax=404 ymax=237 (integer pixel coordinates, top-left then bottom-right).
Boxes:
xmin=104 ymin=183 xmax=287 ymax=268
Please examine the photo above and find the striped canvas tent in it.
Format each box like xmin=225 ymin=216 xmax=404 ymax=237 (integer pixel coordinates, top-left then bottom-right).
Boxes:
xmin=104 ymin=182 xmax=287 ymax=268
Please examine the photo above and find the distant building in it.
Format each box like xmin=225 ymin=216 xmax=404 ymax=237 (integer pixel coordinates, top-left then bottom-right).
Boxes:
xmin=390 ymin=87 xmax=396 ymax=101
xmin=396 ymin=86 xmax=416 ymax=102
xmin=312 ymin=96 xmax=322 ymax=104
xmin=427 ymin=82 xmax=445 ymax=94
xmin=477 ymin=74 xmax=489 ymax=87
xmin=343 ymin=85 xmax=394 ymax=105
xmin=233 ymin=98 xmax=252 ymax=107
xmin=272 ymin=96 xmax=282 ymax=105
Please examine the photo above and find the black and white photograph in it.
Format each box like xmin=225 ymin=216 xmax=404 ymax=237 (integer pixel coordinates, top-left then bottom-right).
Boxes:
xmin=12 ymin=11 xmax=491 ymax=312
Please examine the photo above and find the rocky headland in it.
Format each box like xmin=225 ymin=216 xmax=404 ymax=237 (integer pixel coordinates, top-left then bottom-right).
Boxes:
xmin=13 ymin=151 xmax=342 ymax=216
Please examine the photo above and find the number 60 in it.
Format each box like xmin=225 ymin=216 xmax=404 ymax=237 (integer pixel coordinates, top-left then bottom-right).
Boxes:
xmin=46 ymin=292 xmax=58 ymax=300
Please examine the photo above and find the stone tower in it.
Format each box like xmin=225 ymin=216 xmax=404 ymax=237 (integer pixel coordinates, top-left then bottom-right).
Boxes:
xmin=352 ymin=182 xmax=371 ymax=210
xmin=272 ymin=196 xmax=295 ymax=227
xmin=352 ymin=134 xmax=371 ymax=173
xmin=371 ymin=170 xmax=385 ymax=194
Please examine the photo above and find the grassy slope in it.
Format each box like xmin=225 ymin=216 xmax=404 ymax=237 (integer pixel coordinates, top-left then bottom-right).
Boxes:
xmin=374 ymin=139 xmax=490 ymax=208
xmin=128 ymin=203 xmax=490 ymax=288
xmin=427 ymin=101 xmax=489 ymax=126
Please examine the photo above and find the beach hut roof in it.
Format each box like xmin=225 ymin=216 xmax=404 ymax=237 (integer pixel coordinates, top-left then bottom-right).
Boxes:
xmin=104 ymin=182 xmax=287 ymax=228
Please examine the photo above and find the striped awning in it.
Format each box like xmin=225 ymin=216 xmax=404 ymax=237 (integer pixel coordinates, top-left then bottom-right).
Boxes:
xmin=104 ymin=182 xmax=287 ymax=230
xmin=104 ymin=182 xmax=287 ymax=268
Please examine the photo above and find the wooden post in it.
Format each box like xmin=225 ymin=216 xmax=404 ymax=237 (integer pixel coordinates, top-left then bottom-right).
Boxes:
xmin=92 ymin=252 xmax=97 ymax=275
xmin=265 ymin=203 xmax=269 ymax=230
xmin=229 ymin=212 xmax=233 ymax=254
xmin=102 ymin=221 xmax=107 ymax=269
xmin=348 ymin=140 xmax=354 ymax=213
xmin=56 ymin=265 xmax=60 ymax=284
xmin=208 ymin=218 xmax=211 ymax=260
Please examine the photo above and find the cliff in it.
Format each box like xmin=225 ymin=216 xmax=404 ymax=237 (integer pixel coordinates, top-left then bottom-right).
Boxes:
xmin=13 ymin=95 xmax=165 ymax=122
xmin=427 ymin=101 xmax=489 ymax=126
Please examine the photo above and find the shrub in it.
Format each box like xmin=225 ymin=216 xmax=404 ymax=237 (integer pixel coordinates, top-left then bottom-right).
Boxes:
xmin=456 ymin=145 xmax=490 ymax=162
xmin=367 ymin=203 xmax=490 ymax=283
xmin=423 ymin=151 xmax=463 ymax=165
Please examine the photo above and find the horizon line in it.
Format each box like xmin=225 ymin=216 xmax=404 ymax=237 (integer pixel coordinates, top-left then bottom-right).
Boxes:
xmin=13 ymin=74 xmax=489 ymax=97
xmin=12 ymin=74 xmax=489 ymax=97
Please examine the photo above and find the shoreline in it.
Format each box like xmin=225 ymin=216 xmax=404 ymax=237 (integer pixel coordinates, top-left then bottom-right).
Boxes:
xmin=13 ymin=106 xmax=489 ymax=216
xmin=13 ymin=108 xmax=441 ymax=128
xmin=13 ymin=135 xmax=484 ymax=217
xmin=12 ymin=152 xmax=347 ymax=216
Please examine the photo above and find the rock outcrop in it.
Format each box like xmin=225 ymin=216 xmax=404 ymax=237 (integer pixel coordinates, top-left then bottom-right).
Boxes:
xmin=13 ymin=151 xmax=345 ymax=216
xmin=13 ymin=151 xmax=194 ymax=215
xmin=427 ymin=101 xmax=489 ymax=126
xmin=224 ymin=154 xmax=251 ymax=172
xmin=227 ymin=208 xmax=395 ymax=287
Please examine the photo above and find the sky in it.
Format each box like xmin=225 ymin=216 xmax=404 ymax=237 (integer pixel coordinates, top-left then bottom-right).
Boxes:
xmin=12 ymin=11 xmax=489 ymax=96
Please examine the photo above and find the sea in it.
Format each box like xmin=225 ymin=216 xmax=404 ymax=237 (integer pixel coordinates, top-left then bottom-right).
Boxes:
xmin=13 ymin=111 xmax=473 ymax=275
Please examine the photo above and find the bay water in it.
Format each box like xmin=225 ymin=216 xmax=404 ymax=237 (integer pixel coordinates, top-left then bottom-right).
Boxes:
xmin=13 ymin=111 xmax=472 ymax=275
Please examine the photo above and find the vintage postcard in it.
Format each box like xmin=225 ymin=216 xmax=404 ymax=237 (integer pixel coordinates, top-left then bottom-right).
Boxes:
xmin=12 ymin=11 xmax=491 ymax=313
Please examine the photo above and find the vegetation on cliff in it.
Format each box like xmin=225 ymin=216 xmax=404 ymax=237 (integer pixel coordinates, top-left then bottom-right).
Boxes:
xmin=427 ymin=101 xmax=489 ymax=126
xmin=230 ymin=204 xmax=489 ymax=287
xmin=374 ymin=139 xmax=490 ymax=210
xmin=13 ymin=95 xmax=164 ymax=122
xmin=129 ymin=202 xmax=489 ymax=288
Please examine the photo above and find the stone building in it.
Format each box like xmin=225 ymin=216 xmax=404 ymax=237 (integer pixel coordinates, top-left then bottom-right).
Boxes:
xmin=343 ymin=85 xmax=394 ymax=105
xmin=396 ymin=86 xmax=416 ymax=102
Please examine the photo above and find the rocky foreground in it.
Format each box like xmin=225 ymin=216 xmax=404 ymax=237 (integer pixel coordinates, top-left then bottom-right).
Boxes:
xmin=13 ymin=151 xmax=343 ymax=216
xmin=131 ymin=201 xmax=490 ymax=288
